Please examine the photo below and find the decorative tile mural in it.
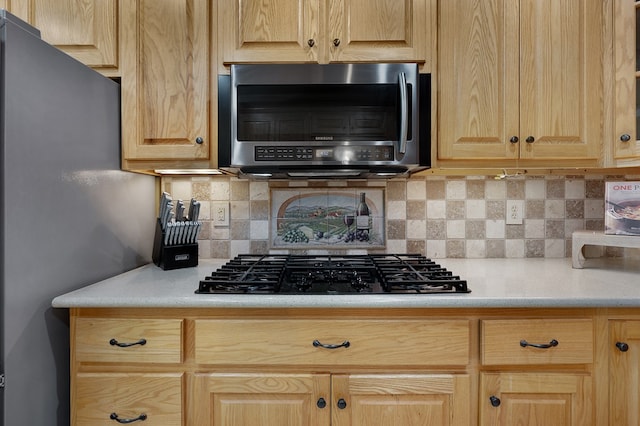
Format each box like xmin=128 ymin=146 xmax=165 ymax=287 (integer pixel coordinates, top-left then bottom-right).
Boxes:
xmin=271 ymin=188 xmax=385 ymax=248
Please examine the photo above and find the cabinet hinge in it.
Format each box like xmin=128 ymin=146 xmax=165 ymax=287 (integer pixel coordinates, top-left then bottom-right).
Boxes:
xmin=0 ymin=373 xmax=4 ymax=388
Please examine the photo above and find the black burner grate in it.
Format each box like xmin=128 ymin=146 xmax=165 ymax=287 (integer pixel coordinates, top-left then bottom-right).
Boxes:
xmin=196 ymin=254 xmax=469 ymax=294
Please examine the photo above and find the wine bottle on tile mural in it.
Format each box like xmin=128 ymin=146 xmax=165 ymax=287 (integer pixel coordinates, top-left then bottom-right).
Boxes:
xmin=356 ymin=192 xmax=370 ymax=240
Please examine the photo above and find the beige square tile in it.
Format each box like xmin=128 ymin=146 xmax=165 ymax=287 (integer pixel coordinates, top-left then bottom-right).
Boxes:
xmin=486 ymin=180 xmax=506 ymax=199
xmin=406 ymin=220 xmax=427 ymax=239
xmin=250 ymin=220 xmax=269 ymax=239
xmin=524 ymin=219 xmax=545 ymax=238
xmin=465 ymin=240 xmax=486 ymax=258
xmin=426 ymin=240 xmax=446 ymax=258
xmin=426 ymin=180 xmax=445 ymax=199
xmin=211 ymin=178 xmax=230 ymax=200
xmin=386 ymin=200 xmax=407 ymax=220
xmin=385 ymin=239 xmax=407 ymax=253
xmin=525 ymin=239 xmax=545 ymax=257
xmin=466 ymin=200 xmax=486 ymax=219
xmin=446 ymin=240 xmax=465 ymax=258
xmin=447 ymin=220 xmax=466 ymax=239
xmin=446 ymin=180 xmax=466 ymax=199
xmin=406 ymin=239 xmax=425 ymax=255
xmin=250 ymin=181 xmax=269 ymax=200
xmin=545 ymin=199 xmax=565 ymax=219
xmin=565 ymin=179 xmax=585 ymax=199
xmin=230 ymin=240 xmax=250 ymax=257
xmin=406 ymin=200 xmax=426 ymax=220
xmin=545 ymin=239 xmax=566 ymax=258
xmin=486 ymin=219 xmax=506 ymax=239
xmin=466 ymin=180 xmax=485 ymax=199
xmin=505 ymin=239 xmax=525 ymax=258
xmin=406 ymin=179 xmax=426 ymax=200
xmin=231 ymin=201 xmax=250 ymax=220
xmin=525 ymin=179 xmax=545 ymax=199
xmin=426 ymin=200 xmax=446 ymax=219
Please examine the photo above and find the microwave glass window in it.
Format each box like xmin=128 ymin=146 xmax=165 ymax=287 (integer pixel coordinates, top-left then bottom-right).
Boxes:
xmin=236 ymin=84 xmax=412 ymax=142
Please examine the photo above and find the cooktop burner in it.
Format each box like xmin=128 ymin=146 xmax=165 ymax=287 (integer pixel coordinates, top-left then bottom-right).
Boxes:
xmin=196 ymin=254 xmax=469 ymax=295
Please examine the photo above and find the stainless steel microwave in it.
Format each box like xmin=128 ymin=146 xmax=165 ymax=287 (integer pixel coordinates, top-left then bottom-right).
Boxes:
xmin=218 ymin=63 xmax=430 ymax=178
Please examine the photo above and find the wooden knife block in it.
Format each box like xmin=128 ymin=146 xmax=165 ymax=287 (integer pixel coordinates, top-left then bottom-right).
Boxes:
xmin=152 ymin=219 xmax=198 ymax=270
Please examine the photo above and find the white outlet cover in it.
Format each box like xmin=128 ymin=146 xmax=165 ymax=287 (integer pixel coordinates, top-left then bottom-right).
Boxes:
xmin=506 ymin=200 xmax=524 ymax=225
xmin=212 ymin=202 xmax=230 ymax=227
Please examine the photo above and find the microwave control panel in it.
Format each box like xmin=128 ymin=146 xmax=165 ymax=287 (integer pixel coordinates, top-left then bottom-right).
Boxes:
xmin=254 ymin=146 xmax=394 ymax=162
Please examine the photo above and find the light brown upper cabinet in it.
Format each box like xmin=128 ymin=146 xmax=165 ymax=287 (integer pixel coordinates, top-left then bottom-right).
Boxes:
xmin=120 ymin=0 xmax=216 ymax=169
xmin=219 ymin=0 xmax=430 ymax=68
xmin=609 ymin=0 xmax=640 ymax=167
xmin=4 ymin=0 xmax=119 ymax=76
xmin=437 ymin=0 xmax=603 ymax=168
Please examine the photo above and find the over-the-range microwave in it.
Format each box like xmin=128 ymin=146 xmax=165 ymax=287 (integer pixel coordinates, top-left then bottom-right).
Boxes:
xmin=218 ymin=63 xmax=431 ymax=179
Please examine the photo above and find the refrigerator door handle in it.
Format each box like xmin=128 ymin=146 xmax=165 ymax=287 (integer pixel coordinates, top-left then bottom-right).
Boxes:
xmin=1 ymin=373 xmax=5 ymax=388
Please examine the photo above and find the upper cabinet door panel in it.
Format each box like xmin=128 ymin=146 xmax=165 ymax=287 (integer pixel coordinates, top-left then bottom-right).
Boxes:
xmin=327 ymin=0 xmax=428 ymax=64
xmin=438 ymin=0 xmax=520 ymax=160
xmin=518 ymin=0 xmax=601 ymax=161
xmin=220 ymin=0 xmax=321 ymax=63
xmin=121 ymin=0 xmax=211 ymax=161
xmin=6 ymin=0 xmax=118 ymax=75
xmin=438 ymin=0 xmax=602 ymax=165
xmin=220 ymin=0 xmax=429 ymax=66
xmin=612 ymin=0 xmax=640 ymax=164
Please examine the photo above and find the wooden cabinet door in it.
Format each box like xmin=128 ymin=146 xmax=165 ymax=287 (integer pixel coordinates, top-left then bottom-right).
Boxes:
xmin=480 ymin=373 xmax=592 ymax=426
xmin=609 ymin=320 xmax=640 ymax=425
xmin=189 ymin=373 xmax=331 ymax=426
xmin=438 ymin=0 xmax=519 ymax=161
xmin=517 ymin=0 xmax=602 ymax=162
xmin=219 ymin=0 xmax=321 ymax=63
xmin=438 ymin=0 xmax=602 ymax=165
xmin=120 ymin=0 xmax=211 ymax=163
xmin=326 ymin=0 xmax=428 ymax=65
xmin=612 ymin=0 xmax=640 ymax=164
xmin=332 ymin=374 xmax=472 ymax=426
xmin=219 ymin=0 xmax=428 ymax=65
xmin=5 ymin=0 xmax=118 ymax=76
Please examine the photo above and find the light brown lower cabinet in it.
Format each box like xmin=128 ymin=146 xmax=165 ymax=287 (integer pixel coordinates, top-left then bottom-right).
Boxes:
xmin=609 ymin=319 xmax=640 ymax=425
xmin=190 ymin=373 xmax=470 ymax=426
xmin=479 ymin=373 xmax=592 ymax=426
xmin=68 ymin=307 xmax=640 ymax=425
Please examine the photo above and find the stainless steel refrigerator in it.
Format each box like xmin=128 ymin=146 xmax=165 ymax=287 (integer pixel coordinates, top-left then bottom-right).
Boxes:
xmin=0 ymin=10 xmax=156 ymax=426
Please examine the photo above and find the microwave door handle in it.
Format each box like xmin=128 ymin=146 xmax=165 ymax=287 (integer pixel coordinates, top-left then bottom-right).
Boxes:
xmin=398 ymin=72 xmax=408 ymax=155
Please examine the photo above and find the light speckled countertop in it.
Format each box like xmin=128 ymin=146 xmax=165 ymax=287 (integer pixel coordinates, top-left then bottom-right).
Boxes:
xmin=51 ymin=257 xmax=640 ymax=309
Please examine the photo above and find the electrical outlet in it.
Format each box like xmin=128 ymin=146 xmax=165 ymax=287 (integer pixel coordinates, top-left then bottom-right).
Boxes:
xmin=212 ymin=202 xmax=230 ymax=227
xmin=506 ymin=200 xmax=524 ymax=225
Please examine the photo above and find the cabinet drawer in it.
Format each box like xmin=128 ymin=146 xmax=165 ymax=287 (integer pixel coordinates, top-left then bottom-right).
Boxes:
xmin=75 ymin=318 xmax=183 ymax=363
xmin=74 ymin=373 xmax=182 ymax=426
xmin=481 ymin=319 xmax=593 ymax=365
xmin=195 ymin=319 xmax=470 ymax=366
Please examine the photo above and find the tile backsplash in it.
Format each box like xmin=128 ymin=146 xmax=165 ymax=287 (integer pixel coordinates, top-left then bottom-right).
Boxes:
xmin=160 ymin=174 xmax=639 ymax=259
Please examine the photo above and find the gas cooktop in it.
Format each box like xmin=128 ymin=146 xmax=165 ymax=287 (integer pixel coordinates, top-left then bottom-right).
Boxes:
xmin=196 ymin=254 xmax=469 ymax=295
